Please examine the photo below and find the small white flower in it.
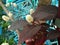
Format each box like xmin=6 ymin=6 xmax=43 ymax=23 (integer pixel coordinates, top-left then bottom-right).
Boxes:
xmin=12 ymin=3 xmax=17 ymax=7
xmin=1 ymin=43 xmax=9 ymax=45
xmin=26 ymin=15 xmax=34 ymax=24
xmin=8 ymin=12 xmax=14 ymax=21
xmin=54 ymin=25 xmax=57 ymax=28
xmin=2 ymin=15 xmax=10 ymax=21
xmin=8 ymin=25 xmax=11 ymax=28
xmin=30 ymin=9 xmax=34 ymax=15
xmin=8 ymin=12 xmax=13 ymax=17
xmin=5 ymin=3 xmax=10 ymax=7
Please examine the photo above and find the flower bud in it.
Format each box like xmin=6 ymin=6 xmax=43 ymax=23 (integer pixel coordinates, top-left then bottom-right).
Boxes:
xmin=12 ymin=3 xmax=17 ymax=7
xmin=26 ymin=15 xmax=33 ymax=24
xmin=30 ymin=9 xmax=34 ymax=15
xmin=8 ymin=12 xmax=13 ymax=17
xmin=6 ymin=3 xmax=10 ymax=7
xmin=2 ymin=15 xmax=10 ymax=21
xmin=1 ymin=43 xmax=9 ymax=45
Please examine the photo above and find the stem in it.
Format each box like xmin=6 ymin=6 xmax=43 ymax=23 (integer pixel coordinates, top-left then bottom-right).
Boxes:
xmin=0 ymin=1 xmax=9 ymax=16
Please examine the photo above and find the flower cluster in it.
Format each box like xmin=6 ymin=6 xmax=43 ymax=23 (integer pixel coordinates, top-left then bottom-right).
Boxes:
xmin=3 ymin=0 xmax=38 ymax=21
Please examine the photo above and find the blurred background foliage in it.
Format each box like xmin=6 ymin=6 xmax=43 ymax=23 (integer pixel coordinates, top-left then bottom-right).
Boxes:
xmin=0 ymin=0 xmax=18 ymax=45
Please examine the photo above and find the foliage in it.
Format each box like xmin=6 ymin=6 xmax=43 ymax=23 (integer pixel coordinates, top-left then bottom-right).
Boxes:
xmin=0 ymin=6 xmax=17 ymax=45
